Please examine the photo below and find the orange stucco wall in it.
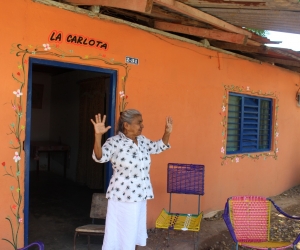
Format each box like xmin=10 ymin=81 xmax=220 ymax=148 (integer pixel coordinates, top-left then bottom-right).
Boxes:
xmin=1 ymin=0 xmax=300 ymax=248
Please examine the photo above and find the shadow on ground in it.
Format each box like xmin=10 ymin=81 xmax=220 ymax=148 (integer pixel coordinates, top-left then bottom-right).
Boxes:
xmin=28 ymin=171 xmax=300 ymax=250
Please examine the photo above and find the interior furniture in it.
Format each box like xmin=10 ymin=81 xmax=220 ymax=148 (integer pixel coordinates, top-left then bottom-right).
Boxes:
xmin=30 ymin=141 xmax=70 ymax=178
xmin=155 ymin=163 xmax=205 ymax=249
xmin=74 ymin=193 xmax=107 ymax=250
xmin=223 ymin=195 xmax=300 ymax=250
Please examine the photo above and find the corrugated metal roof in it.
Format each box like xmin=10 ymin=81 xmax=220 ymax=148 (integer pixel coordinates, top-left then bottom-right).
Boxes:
xmin=179 ymin=0 xmax=300 ymax=34
xmin=183 ymin=0 xmax=300 ymax=11
xmin=198 ymin=8 xmax=300 ymax=34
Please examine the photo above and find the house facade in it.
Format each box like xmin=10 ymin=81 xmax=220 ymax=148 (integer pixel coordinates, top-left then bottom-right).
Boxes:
xmin=1 ymin=0 xmax=300 ymax=248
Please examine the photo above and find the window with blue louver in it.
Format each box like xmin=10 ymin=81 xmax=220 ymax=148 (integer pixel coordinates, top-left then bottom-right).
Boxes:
xmin=226 ymin=93 xmax=272 ymax=154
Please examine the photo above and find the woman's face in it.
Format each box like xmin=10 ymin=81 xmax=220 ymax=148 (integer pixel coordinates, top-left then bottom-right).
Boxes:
xmin=124 ymin=115 xmax=144 ymax=137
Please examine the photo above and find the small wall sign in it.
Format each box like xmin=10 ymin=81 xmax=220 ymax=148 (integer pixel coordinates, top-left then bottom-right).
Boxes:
xmin=48 ymin=30 xmax=108 ymax=50
xmin=125 ymin=56 xmax=139 ymax=65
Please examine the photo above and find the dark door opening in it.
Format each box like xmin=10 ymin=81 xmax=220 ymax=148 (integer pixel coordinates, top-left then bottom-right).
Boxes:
xmin=24 ymin=58 xmax=116 ymax=247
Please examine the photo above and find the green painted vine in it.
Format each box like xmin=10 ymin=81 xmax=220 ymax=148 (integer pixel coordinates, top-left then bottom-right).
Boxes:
xmin=220 ymin=84 xmax=279 ymax=166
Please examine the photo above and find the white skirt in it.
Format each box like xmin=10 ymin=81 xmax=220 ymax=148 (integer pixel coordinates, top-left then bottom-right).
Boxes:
xmin=102 ymin=199 xmax=148 ymax=250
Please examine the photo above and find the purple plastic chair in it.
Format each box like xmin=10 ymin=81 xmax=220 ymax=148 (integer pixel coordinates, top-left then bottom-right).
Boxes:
xmin=155 ymin=163 xmax=205 ymax=250
xmin=17 ymin=241 xmax=44 ymax=250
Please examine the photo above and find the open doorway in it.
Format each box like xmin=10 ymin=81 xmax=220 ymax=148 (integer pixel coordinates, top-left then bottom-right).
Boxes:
xmin=24 ymin=58 xmax=117 ymax=247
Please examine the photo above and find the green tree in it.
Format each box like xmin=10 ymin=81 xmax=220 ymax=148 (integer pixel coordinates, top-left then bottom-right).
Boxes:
xmin=245 ymin=28 xmax=268 ymax=37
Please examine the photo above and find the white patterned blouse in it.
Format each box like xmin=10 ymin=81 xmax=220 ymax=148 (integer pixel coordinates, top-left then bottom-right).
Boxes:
xmin=92 ymin=132 xmax=170 ymax=202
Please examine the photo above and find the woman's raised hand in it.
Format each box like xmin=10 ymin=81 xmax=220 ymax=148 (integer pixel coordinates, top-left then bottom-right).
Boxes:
xmin=165 ymin=116 xmax=173 ymax=133
xmin=91 ymin=114 xmax=111 ymax=135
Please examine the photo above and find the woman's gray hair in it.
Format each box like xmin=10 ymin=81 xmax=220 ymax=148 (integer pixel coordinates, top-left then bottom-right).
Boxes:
xmin=117 ymin=109 xmax=142 ymax=133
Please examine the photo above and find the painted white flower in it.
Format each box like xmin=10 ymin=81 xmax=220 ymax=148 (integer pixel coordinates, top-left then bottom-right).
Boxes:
xmin=222 ymin=106 xmax=226 ymax=112
xmin=235 ymin=157 xmax=239 ymax=163
xmin=43 ymin=43 xmax=51 ymax=51
xmin=221 ymin=147 xmax=224 ymax=154
xmin=246 ymin=86 xmax=250 ymax=91
xmin=13 ymin=89 xmax=23 ymax=98
xmin=19 ymin=218 xmax=23 ymax=223
xmin=13 ymin=152 xmax=21 ymax=163
xmin=275 ymin=132 xmax=279 ymax=137
xmin=119 ymin=91 xmax=125 ymax=98
xmin=276 ymin=148 xmax=279 ymax=153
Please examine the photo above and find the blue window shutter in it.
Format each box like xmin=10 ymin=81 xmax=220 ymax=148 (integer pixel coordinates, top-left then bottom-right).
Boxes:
xmin=226 ymin=93 xmax=272 ymax=154
xmin=241 ymin=97 xmax=259 ymax=152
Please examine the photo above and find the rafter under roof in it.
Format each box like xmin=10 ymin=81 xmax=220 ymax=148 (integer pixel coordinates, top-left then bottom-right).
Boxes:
xmin=41 ymin=0 xmax=300 ymax=74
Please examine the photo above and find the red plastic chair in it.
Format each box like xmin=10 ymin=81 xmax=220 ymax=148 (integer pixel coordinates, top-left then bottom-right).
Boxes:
xmin=223 ymin=196 xmax=300 ymax=250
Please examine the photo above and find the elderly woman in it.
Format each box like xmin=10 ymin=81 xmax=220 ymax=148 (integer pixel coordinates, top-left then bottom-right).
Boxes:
xmin=91 ymin=109 xmax=173 ymax=250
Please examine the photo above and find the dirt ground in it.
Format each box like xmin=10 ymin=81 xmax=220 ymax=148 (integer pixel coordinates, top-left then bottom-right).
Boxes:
xmin=141 ymin=185 xmax=300 ymax=250
xmin=28 ymin=173 xmax=300 ymax=250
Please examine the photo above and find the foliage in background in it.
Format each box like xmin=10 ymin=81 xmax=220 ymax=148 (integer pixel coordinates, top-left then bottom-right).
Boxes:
xmin=245 ymin=28 xmax=269 ymax=37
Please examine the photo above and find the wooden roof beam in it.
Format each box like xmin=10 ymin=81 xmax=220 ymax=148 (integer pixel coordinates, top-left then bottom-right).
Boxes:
xmin=150 ymin=6 xmax=211 ymax=28
xmin=153 ymin=0 xmax=253 ymax=37
xmin=209 ymin=43 xmax=300 ymax=66
xmin=101 ymin=7 xmax=153 ymax=25
xmin=64 ymin=0 xmax=154 ymax=13
xmin=271 ymin=48 xmax=300 ymax=62
xmin=154 ymin=21 xmax=248 ymax=45
xmin=150 ymin=5 xmax=181 ymax=21
xmin=250 ymin=32 xmax=281 ymax=44
xmin=254 ymin=56 xmax=300 ymax=68
xmin=210 ymin=41 xmax=270 ymax=54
